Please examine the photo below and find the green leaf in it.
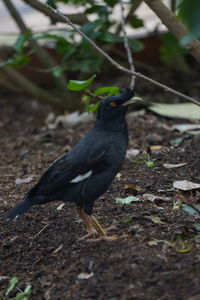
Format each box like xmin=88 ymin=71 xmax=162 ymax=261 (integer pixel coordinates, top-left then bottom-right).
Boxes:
xmin=93 ymin=86 xmax=119 ymax=96
xmin=98 ymin=32 xmax=120 ymax=43
xmin=52 ymin=65 xmax=67 ymax=78
xmin=121 ymin=217 xmax=133 ymax=223
xmin=159 ymin=32 xmax=189 ymax=72
xmin=116 ymin=196 xmax=140 ymax=204
xmin=14 ymin=30 xmax=31 ymax=54
xmin=5 ymin=276 xmax=19 ymax=296
xmin=5 ymin=54 xmax=30 ymax=68
xmin=128 ymin=16 xmax=144 ymax=29
xmin=179 ymin=0 xmax=200 ymax=45
xmin=34 ymin=33 xmax=71 ymax=44
xmin=24 ymin=285 xmax=32 ymax=295
xmin=85 ymin=5 xmax=108 ymax=15
xmin=9 ymin=285 xmax=32 ymax=300
xmin=86 ymin=101 xmax=100 ymax=113
xmin=128 ymin=38 xmax=144 ymax=52
xmin=67 ymin=75 xmax=96 ymax=91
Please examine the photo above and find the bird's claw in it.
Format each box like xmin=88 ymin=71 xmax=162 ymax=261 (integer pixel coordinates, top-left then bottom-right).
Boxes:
xmin=87 ymin=233 xmax=128 ymax=242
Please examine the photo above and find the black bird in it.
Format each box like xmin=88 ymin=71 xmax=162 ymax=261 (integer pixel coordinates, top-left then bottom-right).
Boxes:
xmin=6 ymin=88 xmax=137 ymax=241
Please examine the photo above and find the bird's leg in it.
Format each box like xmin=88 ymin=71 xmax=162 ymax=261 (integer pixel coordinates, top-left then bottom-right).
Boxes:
xmin=90 ymin=215 xmax=118 ymax=242
xmin=77 ymin=208 xmax=122 ymax=242
xmin=90 ymin=215 xmax=106 ymax=236
xmin=76 ymin=207 xmax=97 ymax=240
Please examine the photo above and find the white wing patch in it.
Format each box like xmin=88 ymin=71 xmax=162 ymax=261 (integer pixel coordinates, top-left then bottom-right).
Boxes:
xmin=70 ymin=170 xmax=92 ymax=183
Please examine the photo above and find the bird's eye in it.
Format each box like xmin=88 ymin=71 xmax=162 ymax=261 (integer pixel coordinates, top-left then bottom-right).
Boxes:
xmin=110 ymin=101 xmax=117 ymax=107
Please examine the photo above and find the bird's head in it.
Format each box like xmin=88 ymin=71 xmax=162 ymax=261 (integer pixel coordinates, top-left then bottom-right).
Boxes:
xmin=97 ymin=88 xmax=140 ymax=122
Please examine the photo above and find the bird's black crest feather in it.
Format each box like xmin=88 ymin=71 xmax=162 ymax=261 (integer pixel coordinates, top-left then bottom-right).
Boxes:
xmin=120 ymin=88 xmax=135 ymax=101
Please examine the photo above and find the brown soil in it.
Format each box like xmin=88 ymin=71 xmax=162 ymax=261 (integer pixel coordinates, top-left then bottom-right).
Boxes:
xmin=0 ymin=93 xmax=200 ymax=300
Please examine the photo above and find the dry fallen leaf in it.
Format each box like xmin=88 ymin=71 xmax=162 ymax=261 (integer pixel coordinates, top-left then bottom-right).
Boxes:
xmin=126 ymin=148 xmax=140 ymax=159
xmin=0 ymin=276 xmax=9 ymax=281
xmin=77 ymin=272 xmax=94 ymax=280
xmin=116 ymin=173 xmax=122 ymax=180
xmin=150 ymin=145 xmax=165 ymax=152
xmin=52 ymin=244 xmax=63 ymax=254
xmin=173 ymin=180 xmax=200 ymax=191
xmin=171 ymin=124 xmax=200 ymax=132
xmin=116 ymin=196 xmax=140 ymax=204
xmin=150 ymin=216 xmax=166 ymax=224
xmin=123 ymin=184 xmax=142 ymax=191
xmin=56 ymin=203 xmax=65 ymax=210
xmin=15 ymin=176 xmax=33 ymax=185
xmin=147 ymin=240 xmax=158 ymax=246
xmin=163 ymin=163 xmax=188 ymax=169
xmin=143 ymin=194 xmax=171 ymax=202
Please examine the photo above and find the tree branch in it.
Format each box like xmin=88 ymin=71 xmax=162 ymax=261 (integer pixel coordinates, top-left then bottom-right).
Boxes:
xmin=119 ymin=0 xmax=135 ymax=89
xmin=144 ymin=0 xmax=200 ymax=63
xmin=22 ymin=0 xmax=200 ymax=106
xmin=1 ymin=65 xmax=67 ymax=109
xmin=3 ymin=0 xmax=68 ymax=92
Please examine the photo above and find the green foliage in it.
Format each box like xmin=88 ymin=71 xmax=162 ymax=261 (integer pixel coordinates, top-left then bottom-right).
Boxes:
xmin=159 ymin=32 xmax=190 ymax=72
xmin=178 ymin=0 xmax=200 ymax=45
xmin=5 ymin=276 xmax=31 ymax=300
xmin=128 ymin=15 xmax=144 ymax=29
xmin=8 ymin=285 xmax=32 ymax=300
xmin=67 ymin=75 xmax=119 ymax=112
xmin=145 ymin=156 xmax=155 ymax=168
xmin=5 ymin=277 xmax=19 ymax=296
xmin=67 ymin=75 xmax=96 ymax=91
xmin=93 ymin=86 xmax=119 ymax=96
xmin=34 ymin=1 xmax=143 ymax=74
xmin=0 ymin=30 xmax=31 ymax=68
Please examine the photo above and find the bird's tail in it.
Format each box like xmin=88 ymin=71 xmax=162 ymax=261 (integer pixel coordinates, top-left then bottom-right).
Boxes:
xmin=6 ymin=199 xmax=33 ymax=219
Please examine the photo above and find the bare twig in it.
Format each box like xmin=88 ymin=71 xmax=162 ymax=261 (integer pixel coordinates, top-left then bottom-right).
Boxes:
xmin=115 ymin=0 xmax=142 ymax=34
xmin=119 ymin=0 xmax=135 ymax=89
xmin=31 ymin=224 xmax=49 ymax=239
xmin=22 ymin=0 xmax=200 ymax=106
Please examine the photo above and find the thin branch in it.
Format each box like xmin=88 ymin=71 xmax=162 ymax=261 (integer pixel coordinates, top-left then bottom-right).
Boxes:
xmin=22 ymin=0 xmax=200 ymax=106
xmin=119 ymin=0 xmax=135 ymax=89
xmin=115 ymin=0 xmax=142 ymax=34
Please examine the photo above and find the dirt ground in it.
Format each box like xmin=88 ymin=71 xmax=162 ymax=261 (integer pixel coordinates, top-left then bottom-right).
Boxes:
xmin=0 ymin=90 xmax=200 ymax=300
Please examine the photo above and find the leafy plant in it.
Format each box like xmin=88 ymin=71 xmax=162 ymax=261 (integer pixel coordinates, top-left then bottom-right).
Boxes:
xmin=5 ymin=277 xmax=19 ymax=297
xmin=5 ymin=276 xmax=32 ymax=300
xmin=178 ymin=0 xmax=200 ymax=45
xmin=0 ymin=30 xmax=32 ymax=68
xmin=145 ymin=155 xmax=155 ymax=168
xmin=67 ymin=75 xmax=120 ymax=112
xmin=159 ymin=32 xmax=190 ymax=73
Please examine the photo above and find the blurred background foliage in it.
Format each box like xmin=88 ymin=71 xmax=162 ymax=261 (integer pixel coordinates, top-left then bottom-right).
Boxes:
xmin=1 ymin=0 xmax=200 ymax=110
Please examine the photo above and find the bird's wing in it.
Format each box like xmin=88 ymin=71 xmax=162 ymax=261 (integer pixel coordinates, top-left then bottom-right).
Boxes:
xmin=30 ymin=148 xmax=108 ymax=195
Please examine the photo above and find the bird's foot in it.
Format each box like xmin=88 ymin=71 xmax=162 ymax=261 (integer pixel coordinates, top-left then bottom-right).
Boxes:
xmin=88 ymin=233 xmax=128 ymax=242
xmin=104 ymin=223 xmax=118 ymax=233
xmin=77 ymin=228 xmax=97 ymax=241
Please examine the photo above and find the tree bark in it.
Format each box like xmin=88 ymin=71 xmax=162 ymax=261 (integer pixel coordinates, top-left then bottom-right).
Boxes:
xmin=144 ymin=0 xmax=200 ymax=63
